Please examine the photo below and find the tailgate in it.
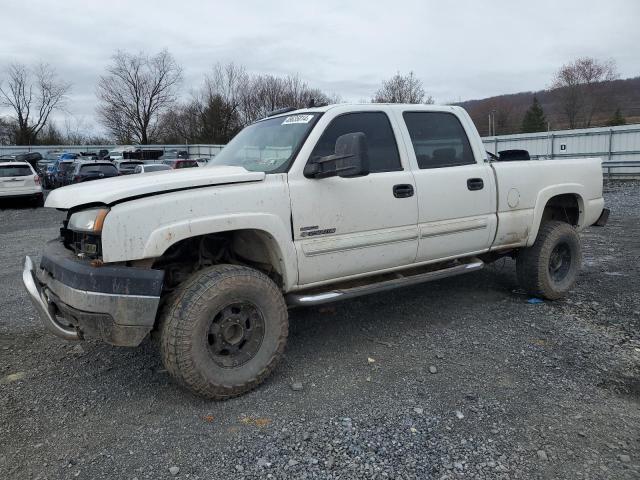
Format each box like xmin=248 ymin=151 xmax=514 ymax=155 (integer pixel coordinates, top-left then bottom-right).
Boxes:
xmin=0 ymin=177 xmax=28 ymax=189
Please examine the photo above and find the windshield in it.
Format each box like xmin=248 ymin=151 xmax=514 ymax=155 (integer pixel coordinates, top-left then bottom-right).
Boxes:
xmin=207 ymin=113 xmax=320 ymax=173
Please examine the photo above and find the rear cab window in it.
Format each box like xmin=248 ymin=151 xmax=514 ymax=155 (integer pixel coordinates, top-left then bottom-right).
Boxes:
xmin=176 ymin=161 xmax=198 ymax=168
xmin=0 ymin=165 xmax=33 ymax=177
xmin=402 ymin=112 xmax=476 ymax=169
xmin=80 ymin=164 xmax=118 ymax=174
xmin=145 ymin=164 xmax=170 ymax=172
xmin=310 ymin=112 xmax=402 ymax=173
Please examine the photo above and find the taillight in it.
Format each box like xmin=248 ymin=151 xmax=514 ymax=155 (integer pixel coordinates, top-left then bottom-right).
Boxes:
xmin=74 ymin=175 xmax=80 ymax=182
xmin=34 ymin=175 xmax=41 ymax=185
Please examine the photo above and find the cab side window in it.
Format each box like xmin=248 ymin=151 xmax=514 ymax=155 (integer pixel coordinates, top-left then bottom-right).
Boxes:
xmin=403 ymin=112 xmax=476 ymax=169
xmin=310 ymin=112 xmax=402 ymax=173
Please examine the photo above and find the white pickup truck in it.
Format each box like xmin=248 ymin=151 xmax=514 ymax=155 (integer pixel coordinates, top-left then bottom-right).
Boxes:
xmin=23 ymin=104 xmax=609 ymax=399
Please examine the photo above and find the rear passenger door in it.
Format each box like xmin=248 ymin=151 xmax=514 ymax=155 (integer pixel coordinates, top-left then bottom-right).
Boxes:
xmin=399 ymin=111 xmax=496 ymax=262
xmin=288 ymin=111 xmax=419 ymax=285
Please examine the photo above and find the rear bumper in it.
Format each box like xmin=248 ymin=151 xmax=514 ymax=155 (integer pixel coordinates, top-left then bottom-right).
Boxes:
xmin=0 ymin=189 xmax=42 ymax=199
xmin=22 ymin=240 xmax=164 ymax=346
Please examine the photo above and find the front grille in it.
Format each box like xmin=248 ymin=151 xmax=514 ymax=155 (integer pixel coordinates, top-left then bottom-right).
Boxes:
xmin=61 ymin=224 xmax=102 ymax=259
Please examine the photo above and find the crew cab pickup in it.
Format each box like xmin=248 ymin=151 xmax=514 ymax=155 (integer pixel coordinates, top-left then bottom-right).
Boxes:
xmin=23 ymin=104 xmax=609 ymax=399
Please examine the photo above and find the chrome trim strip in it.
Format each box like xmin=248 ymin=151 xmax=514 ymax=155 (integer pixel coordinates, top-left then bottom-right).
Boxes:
xmin=419 ymin=218 xmax=488 ymax=239
xmin=420 ymin=224 xmax=488 ymax=238
xmin=302 ymin=227 xmax=419 ymax=256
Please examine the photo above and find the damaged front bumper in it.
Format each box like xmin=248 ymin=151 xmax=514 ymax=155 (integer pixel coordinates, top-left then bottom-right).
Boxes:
xmin=22 ymin=240 xmax=164 ymax=346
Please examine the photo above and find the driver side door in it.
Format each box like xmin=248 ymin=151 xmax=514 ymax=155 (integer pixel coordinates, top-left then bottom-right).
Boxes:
xmin=288 ymin=111 xmax=419 ymax=286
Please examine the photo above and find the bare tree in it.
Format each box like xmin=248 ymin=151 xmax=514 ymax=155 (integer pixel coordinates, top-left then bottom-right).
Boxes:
xmin=205 ymin=63 xmax=250 ymax=139
xmin=0 ymin=117 xmax=13 ymax=145
xmin=0 ymin=63 xmax=70 ymax=144
xmin=372 ymin=71 xmax=433 ymax=104
xmin=159 ymin=63 xmax=339 ymax=144
xmin=97 ymin=49 xmax=182 ymax=144
xmin=243 ymin=73 xmax=337 ymax=123
xmin=551 ymin=57 xmax=619 ymax=128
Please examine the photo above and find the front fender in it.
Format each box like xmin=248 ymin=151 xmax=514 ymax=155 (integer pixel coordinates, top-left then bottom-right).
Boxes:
xmin=142 ymin=213 xmax=298 ymax=289
xmin=100 ymin=176 xmax=298 ymax=289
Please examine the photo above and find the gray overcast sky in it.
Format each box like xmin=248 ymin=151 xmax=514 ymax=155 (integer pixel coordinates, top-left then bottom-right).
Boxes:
xmin=1 ymin=0 xmax=639 ymax=129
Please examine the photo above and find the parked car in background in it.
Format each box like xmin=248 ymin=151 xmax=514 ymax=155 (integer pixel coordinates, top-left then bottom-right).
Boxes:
xmin=113 ymin=159 xmax=144 ymax=175
xmin=124 ymin=148 xmax=165 ymax=161
xmin=37 ymin=152 xmax=63 ymax=182
xmin=161 ymin=149 xmax=189 ymax=160
xmin=133 ymin=163 xmax=172 ymax=174
xmin=162 ymin=159 xmax=199 ymax=169
xmin=78 ymin=151 xmax=100 ymax=160
xmin=107 ymin=146 xmax=136 ymax=160
xmin=44 ymin=164 xmax=56 ymax=189
xmin=69 ymin=161 xmax=119 ymax=184
xmin=51 ymin=159 xmax=76 ymax=188
xmin=0 ymin=162 xmax=43 ymax=206
xmin=194 ymin=157 xmax=213 ymax=167
xmin=15 ymin=152 xmax=43 ymax=170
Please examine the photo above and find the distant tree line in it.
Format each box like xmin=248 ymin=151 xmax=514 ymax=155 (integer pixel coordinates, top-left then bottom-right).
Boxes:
xmin=0 ymin=50 xmax=436 ymax=145
xmin=0 ymin=52 xmax=634 ymax=145
xmin=466 ymin=57 xmax=630 ymax=136
xmin=155 ymin=62 xmax=342 ymax=145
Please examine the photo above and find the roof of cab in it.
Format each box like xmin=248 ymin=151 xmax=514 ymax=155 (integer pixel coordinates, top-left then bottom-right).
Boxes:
xmin=0 ymin=161 xmax=32 ymax=167
xmin=266 ymin=103 xmax=463 ymax=120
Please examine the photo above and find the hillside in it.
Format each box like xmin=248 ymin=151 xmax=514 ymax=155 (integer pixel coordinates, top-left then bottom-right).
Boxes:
xmin=456 ymin=76 xmax=640 ymax=136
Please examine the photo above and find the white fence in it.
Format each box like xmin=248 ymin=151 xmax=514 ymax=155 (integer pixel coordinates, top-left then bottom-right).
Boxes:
xmin=3 ymin=124 xmax=640 ymax=178
xmin=483 ymin=124 xmax=640 ymax=178
xmin=0 ymin=144 xmax=226 ymax=158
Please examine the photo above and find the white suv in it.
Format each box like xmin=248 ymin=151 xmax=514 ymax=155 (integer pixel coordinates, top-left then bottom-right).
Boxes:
xmin=0 ymin=162 xmax=44 ymax=206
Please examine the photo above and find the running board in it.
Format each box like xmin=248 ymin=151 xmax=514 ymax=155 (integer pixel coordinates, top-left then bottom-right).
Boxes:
xmin=286 ymin=259 xmax=484 ymax=307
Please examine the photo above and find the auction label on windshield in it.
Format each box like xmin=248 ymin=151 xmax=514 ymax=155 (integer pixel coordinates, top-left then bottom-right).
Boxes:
xmin=282 ymin=114 xmax=314 ymax=125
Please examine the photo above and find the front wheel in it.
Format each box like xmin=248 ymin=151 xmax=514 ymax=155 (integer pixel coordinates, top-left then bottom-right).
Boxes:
xmin=159 ymin=264 xmax=288 ymax=399
xmin=516 ymin=221 xmax=582 ymax=300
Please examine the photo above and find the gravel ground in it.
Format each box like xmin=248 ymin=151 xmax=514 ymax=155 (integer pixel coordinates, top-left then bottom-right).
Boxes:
xmin=1 ymin=182 xmax=639 ymax=480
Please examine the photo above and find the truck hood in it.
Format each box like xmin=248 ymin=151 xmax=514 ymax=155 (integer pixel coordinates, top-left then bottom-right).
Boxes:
xmin=45 ymin=166 xmax=265 ymax=209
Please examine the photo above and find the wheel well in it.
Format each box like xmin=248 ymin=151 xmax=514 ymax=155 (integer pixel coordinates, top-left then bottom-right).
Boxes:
xmin=541 ymin=194 xmax=581 ymax=226
xmin=152 ymin=229 xmax=285 ymax=292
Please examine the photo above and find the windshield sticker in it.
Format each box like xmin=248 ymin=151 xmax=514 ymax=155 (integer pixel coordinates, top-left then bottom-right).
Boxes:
xmin=282 ymin=114 xmax=314 ymax=125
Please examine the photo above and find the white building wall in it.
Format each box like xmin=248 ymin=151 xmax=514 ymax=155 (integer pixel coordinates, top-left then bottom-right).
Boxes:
xmin=483 ymin=124 xmax=640 ymax=178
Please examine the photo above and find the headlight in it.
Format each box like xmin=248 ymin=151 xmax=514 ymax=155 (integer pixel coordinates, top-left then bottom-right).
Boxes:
xmin=68 ymin=208 xmax=109 ymax=233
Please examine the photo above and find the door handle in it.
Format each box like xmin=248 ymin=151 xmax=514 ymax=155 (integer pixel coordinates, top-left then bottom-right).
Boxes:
xmin=467 ymin=178 xmax=484 ymax=191
xmin=393 ymin=184 xmax=414 ymax=198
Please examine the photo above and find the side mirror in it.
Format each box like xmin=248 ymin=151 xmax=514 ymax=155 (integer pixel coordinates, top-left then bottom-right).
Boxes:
xmin=304 ymin=132 xmax=369 ymax=179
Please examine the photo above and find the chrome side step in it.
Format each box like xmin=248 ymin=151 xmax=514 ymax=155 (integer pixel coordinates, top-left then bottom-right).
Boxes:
xmin=286 ymin=259 xmax=484 ymax=307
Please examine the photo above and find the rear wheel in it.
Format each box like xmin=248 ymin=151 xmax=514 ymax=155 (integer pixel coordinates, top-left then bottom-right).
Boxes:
xmin=516 ymin=221 xmax=582 ymax=300
xmin=159 ymin=264 xmax=288 ymax=399
xmin=33 ymin=194 xmax=44 ymax=208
